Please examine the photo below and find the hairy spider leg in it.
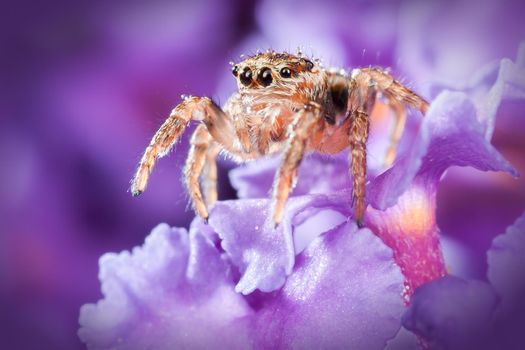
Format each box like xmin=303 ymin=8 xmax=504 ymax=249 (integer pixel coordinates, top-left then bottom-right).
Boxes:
xmin=361 ymin=68 xmax=429 ymax=114
xmin=384 ymin=97 xmax=407 ymax=167
xmin=130 ymin=96 xmax=234 ymax=198
xmin=347 ymin=68 xmax=429 ymax=225
xmin=360 ymin=69 xmax=429 ymax=167
xmin=348 ymin=73 xmax=372 ymax=227
xmin=271 ymin=106 xmax=322 ymax=226
xmin=202 ymin=142 xmax=220 ymax=206
xmin=184 ymin=124 xmax=217 ymax=221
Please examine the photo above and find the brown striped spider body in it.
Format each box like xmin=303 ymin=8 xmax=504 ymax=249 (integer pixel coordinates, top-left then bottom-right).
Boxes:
xmin=131 ymin=51 xmax=428 ymax=227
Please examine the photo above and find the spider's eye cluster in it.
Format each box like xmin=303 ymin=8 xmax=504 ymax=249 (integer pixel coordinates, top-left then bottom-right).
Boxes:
xmin=280 ymin=67 xmax=292 ymax=78
xmin=232 ymin=65 xmax=239 ymax=77
xmin=257 ymin=67 xmax=273 ymax=87
xmin=239 ymin=67 xmax=253 ymax=86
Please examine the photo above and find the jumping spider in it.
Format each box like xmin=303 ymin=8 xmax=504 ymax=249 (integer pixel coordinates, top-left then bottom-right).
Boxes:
xmin=130 ymin=51 xmax=428 ymax=227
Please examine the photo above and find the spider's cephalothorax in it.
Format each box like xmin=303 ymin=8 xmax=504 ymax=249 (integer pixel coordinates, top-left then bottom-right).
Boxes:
xmin=131 ymin=51 xmax=429 ymax=227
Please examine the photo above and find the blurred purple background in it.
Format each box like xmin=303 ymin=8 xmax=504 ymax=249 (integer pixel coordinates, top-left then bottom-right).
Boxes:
xmin=1 ymin=0 xmax=524 ymax=349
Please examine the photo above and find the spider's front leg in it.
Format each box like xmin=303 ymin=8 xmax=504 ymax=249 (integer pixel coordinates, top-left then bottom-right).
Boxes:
xmin=348 ymin=75 xmax=373 ymax=227
xmin=271 ymin=104 xmax=322 ymax=227
xmin=349 ymin=109 xmax=369 ymax=228
xmin=184 ymin=124 xmax=219 ymax=221
xmin=130 ymin=96 xmax=233 ymax=206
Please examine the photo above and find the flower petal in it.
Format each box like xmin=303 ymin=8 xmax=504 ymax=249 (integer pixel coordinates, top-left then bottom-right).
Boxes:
xmin=402 ymin=275 xmax=498 ymax=350
xmin=367 ymin=179 xmax=446 ymax=298
xmin=402 ymin=211 xmax=525 ymax=350
xmin=78 ymin=223 xmax=252 ymax=349
xmin=229 ymin=153 xmax=350 ymax=200
xmin=425 ymin=41 xmax=525 ymax=139
xmin=208 ymin=193 xmax=352 ymax=294
xmin=487 ymin=210 xmax=525 ymax=345
xmin=253 ymin=222 xmax=405 ymax=349
xmin=368 ymin=91 xmax=517 ymax=211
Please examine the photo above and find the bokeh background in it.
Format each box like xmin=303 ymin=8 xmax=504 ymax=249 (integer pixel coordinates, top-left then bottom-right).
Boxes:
xmin=1 ymin=0 xmax=524 ymax=349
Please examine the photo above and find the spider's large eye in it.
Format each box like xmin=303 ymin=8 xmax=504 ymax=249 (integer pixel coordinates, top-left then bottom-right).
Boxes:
xmin=239 ymin=67 xmax=252 ymax=86
xmin=257 ymin=67 xmax=273 ymax=87
xmin=280 ymin=67 xmax=292 ymax=78
xmin=232 ymin=65 xmax=239 ymax=77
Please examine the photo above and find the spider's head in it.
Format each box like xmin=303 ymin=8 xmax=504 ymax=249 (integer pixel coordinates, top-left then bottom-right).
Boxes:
xmin=231 ymin=52 xmax=321 ymax=95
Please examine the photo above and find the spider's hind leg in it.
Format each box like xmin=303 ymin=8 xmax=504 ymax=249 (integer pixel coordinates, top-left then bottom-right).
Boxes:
xmin=383 ymin=96 xmax=407 ymax=167
xmin=360 ymin=68 xmax=429 ymax=166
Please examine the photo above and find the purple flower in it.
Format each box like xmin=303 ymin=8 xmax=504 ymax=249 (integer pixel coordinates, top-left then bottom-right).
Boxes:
xmin=79 ymin=219 xmax=405 ymax=349
xmin=79 ymin=38 xmax=524 ymax=350
xmin=403 ymin=211 xmax=525 ymax=350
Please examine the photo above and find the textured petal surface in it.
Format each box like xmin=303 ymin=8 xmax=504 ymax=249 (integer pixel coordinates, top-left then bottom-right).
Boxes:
xmin=208 ymin=193 xmax=352 ymax=294
xmin=367 ymin=179 xmax=445 ymax=298
xmin=253 ymin=222 xmax=405 ymax=350
xmin=78 ymin=223 xmax=252 ymax=350
xmin=80 ymin=218 xmax=407 ymax=349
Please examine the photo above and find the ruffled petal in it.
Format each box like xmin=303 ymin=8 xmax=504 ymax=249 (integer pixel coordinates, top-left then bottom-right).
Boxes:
xmin=253 ymin=222 xmax=405 ymax=349
xmin=78 ymin=223 xmax=252 ymax=350
xmin=208 ymin=193 xmax=352 ymax=294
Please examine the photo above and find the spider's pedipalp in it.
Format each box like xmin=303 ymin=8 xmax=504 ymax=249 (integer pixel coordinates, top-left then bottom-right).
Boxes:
xmin=271 ymin=105 xmax=322 ymax=226
xmin=130 ymin=96 xmax=234 ymax=199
